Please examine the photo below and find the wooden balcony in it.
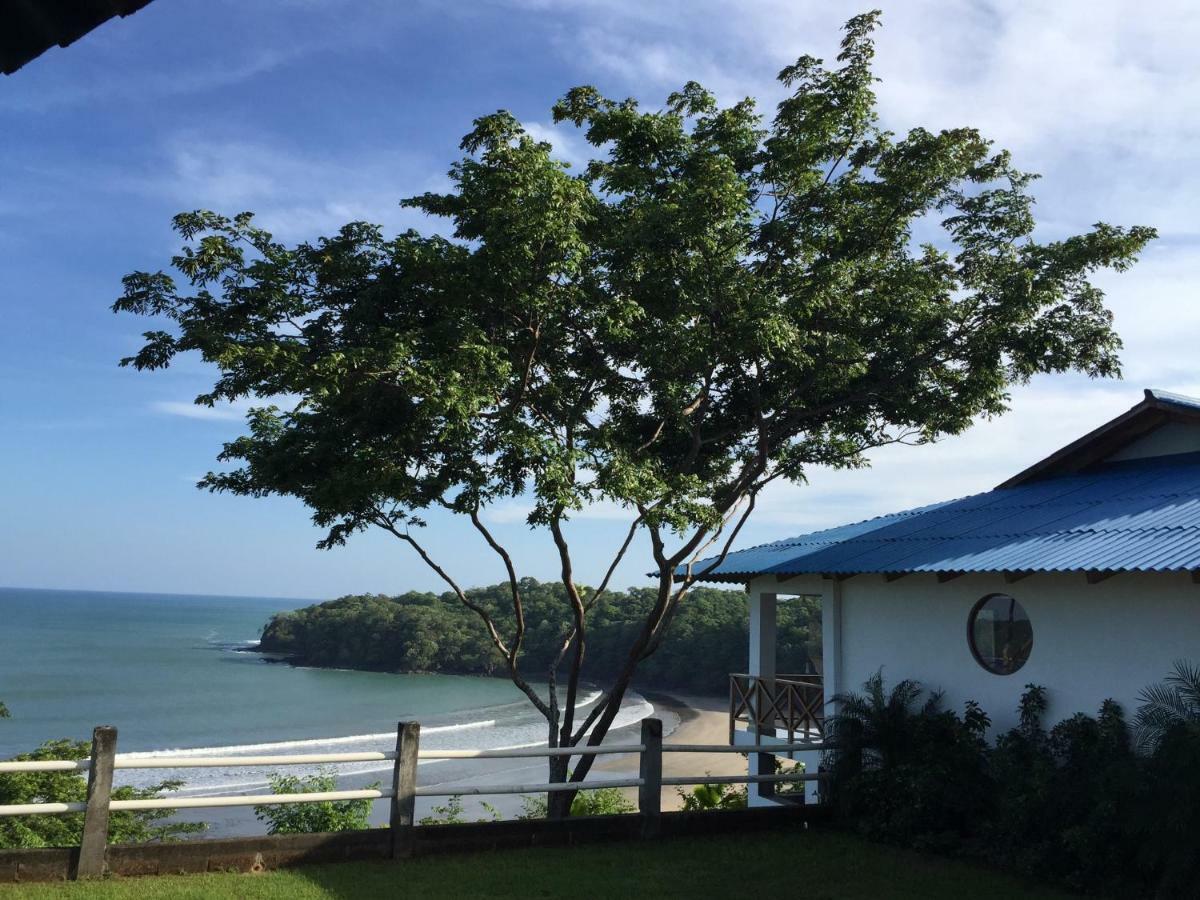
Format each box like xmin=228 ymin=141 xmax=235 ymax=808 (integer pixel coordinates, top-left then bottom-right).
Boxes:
xmin=729 ymin=673 xmax=825 ymax=745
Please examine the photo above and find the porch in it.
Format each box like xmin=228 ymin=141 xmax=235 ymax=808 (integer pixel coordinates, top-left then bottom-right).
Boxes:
xmin=728 ymin=673 xmax=824 ymax=745
xmin=728 ymin=585 xmax=839 ymax=806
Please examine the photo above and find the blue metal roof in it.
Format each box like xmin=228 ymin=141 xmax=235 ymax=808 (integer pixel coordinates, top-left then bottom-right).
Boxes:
xmin=695 ymin=452 xmax=1200 ymax=581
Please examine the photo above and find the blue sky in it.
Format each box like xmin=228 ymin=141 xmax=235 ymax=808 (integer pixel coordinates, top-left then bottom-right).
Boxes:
xmin=2 ymin=1 xmax=1198 ymax=600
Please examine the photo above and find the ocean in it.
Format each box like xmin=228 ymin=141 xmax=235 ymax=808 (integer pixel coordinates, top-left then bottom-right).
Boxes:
xmin=0 ymin=587 xmax=655 ymax=826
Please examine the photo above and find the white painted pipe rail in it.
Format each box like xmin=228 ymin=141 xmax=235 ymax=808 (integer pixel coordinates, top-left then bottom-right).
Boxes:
xmin=0 ymin=743 xmax=655 ymax=773
xmin=0 ymin=741 xmax=811 ymax=774
xmin=415 ymin=778 xmax=645 ymax=797
xmin=110 ymin=788 xmax=392 ymax=812
xmin=114 ymin=751 xmax=394 ymax=769
xmin=661 ymin=773 xmax=826 ymax=787
xmin=0 ymin=801 xmax=88 ymax=816
xmin=417 ymin=743 xmax=644 ymax=760
xmin=663 ymin=742 xmax=827 ymax=754
xmin=0 ymin=760 xmax=90 ymax=773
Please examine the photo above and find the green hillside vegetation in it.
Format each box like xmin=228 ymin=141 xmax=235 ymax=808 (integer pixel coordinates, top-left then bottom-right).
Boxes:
xmin=259 ymin=579 xmax=819 ymax=693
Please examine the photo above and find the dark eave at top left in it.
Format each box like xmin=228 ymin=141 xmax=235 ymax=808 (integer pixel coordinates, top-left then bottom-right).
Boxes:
xmin=1 ymin=0 xmax=154 ymax=76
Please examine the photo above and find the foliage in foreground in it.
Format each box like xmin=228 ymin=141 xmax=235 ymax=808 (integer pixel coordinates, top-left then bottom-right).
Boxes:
xmin=252 ymin=771 xmax=375 ymax=835
xmin=825 ymin=669 xmax=1200 ymax=897
xmin=0 ymin=739 xmax=203 ymax=849
xmin=114 ymin=9 xmax=1154 ymax=815
xmin=258 ymin=579 xmax=820 ymax=693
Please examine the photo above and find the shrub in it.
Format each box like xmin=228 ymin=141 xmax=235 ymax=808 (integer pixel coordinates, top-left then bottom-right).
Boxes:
xmin=824 ymin=672 xmax=992 ymax=852
xmin=826 ymin=668 xmax=1200 ymax=897
xmin=252 ymin=770 xmax=375 ymax=835
xmin=419 ymin=795 xmax=501 ymax=825
xmin=985 ymin=692 xmax=1139 ymax=894
xmin=1131 ymin=723 xmax=1200 ymax=896
xmin=0 ymin=739 xmax=205 ymax=849
xmin=677 ymin=781 xmax=747 ymax=811
xmin=520 ymin=784 xmax=636 ymax=819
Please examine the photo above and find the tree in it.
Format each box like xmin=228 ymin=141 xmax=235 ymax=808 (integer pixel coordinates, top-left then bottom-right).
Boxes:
xmin=113 ymin=11 xmax=1154 ymax=815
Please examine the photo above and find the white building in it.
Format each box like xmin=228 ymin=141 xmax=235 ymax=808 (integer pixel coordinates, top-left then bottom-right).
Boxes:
xmin=698 ymin=389 xmax=1200 ymax=805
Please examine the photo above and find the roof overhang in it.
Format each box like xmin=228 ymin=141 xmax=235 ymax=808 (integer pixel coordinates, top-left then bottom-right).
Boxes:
xmin=2 ymin=0 xmax=154 ymax=75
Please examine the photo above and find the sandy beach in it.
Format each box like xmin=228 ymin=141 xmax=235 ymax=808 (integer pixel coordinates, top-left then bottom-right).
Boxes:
xmin=595 ymin=692 xmax=745 ymax=811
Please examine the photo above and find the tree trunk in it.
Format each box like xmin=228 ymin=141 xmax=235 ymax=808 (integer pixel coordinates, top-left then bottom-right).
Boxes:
xmin=547 ymin=755 xmax=572 ymax=819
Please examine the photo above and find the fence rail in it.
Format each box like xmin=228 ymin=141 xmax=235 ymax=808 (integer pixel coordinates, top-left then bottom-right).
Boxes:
xmin=0 ymin=719 xmax=829 ymax=879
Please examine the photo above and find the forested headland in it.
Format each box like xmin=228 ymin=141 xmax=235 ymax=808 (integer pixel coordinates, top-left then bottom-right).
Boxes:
xmin=257 ymin=579 xmax=820 ymax=694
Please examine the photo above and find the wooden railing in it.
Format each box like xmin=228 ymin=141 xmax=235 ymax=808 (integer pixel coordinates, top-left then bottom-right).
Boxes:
xmin=729 ymin=673 xmax=825 ymax=745
xmin=0 ymin=719 xmax=829 ymax=880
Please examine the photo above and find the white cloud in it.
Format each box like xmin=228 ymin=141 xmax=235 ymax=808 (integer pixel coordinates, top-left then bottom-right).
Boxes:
xmin=143 ymin=137 xmax=451 ymax=244
xmin=521 ymin=121 xmax=592 ymax=170
xmin=150 ymin=400 xmax=250 ymax=422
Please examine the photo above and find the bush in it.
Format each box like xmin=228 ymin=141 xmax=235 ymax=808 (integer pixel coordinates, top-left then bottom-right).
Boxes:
xmin=0 ymin=739 xmax=204 ymax=849
xmin=985 ymin=693 xmax=1140 ymax=894
xmin=1131 ymin=723 xmax=1200 ymax=896
xmin=520 ymin=784 xmax=636 ymax=819
xmin=677 ymin=781 xmax=747 ymax=811
xmin=252 ymin=770 xmax=375 ymax=835
xmin=825 ymin=670 xmax=1200 ymax=897
xmin=824 ymin=672 xmax=992 ymax=852
xmin=419 ymin=795 xmax=501 ymax=825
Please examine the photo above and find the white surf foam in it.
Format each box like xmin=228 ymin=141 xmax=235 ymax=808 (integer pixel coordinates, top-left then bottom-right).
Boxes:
xmin=114 ymin=688 xmax=639 ymax=796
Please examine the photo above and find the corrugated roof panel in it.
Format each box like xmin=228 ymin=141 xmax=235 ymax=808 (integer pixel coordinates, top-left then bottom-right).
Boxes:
xmin=695 ymin=452 xmax=1200 ymax=580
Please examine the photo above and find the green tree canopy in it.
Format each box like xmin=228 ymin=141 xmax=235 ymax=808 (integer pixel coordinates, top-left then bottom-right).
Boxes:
xmin=114 ymin=12 xmax=1153 ymax=811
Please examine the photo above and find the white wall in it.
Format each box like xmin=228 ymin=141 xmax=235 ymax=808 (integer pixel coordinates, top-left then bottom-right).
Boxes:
xmin=753 ymin=571 xmax=1200 ymax=735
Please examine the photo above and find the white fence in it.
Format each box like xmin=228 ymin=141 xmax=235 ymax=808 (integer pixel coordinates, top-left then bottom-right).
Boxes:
xmin=0 ymin=719 xmax=828 ymax=879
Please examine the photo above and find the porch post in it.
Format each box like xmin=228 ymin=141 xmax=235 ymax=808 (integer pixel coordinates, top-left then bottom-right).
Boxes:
xmin=747 ymin=586 xmax=777 ymax=806
xmin=821 ymin=578 xmax=843 ymax=718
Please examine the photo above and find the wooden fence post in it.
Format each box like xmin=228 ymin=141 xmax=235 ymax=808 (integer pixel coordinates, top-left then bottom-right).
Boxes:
xmin=638 ymin=717 xmax=662 ymax=838
xmin=390 ymin=722 xmax=420 ymax=859
xmin=75 ymin=725 xmax=117 ymax=880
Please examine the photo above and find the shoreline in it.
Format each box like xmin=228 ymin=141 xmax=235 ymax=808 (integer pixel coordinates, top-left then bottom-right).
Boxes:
xmin=598 ymin=690 xmax=744 ymax=811
xmin=166 ymin=689 xmax=735 ymax=836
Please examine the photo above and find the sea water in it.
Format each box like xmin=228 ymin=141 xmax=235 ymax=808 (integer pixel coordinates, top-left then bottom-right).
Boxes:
xmin=0 ymin=587 xmax=652 ymax=800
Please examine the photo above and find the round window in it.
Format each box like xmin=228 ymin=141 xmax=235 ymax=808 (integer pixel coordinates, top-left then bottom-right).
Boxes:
xmin=968 ymin=593 xmax=1033 ymax=675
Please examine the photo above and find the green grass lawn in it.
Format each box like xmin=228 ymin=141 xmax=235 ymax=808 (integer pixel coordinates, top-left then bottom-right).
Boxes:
xmin=0 ymin=830 xmax=1072 ymax=899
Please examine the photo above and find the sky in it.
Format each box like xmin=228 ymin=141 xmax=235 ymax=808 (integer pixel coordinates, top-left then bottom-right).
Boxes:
xmin=2 ymin=0 xmax=1198 ymax=600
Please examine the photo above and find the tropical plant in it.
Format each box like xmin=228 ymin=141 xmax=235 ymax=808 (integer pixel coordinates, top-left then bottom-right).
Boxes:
xmin=1132 ymin=722 xmax=1200 ymax=896
xmin=1132 ymin=659 xmax=1200 ymax=752
xmin=825 ymin=674 xmax=1200 ymax=897
xmin=824 ymin=671 xmax=991 ymax=850
xmin=252 ymin=771 xmax=375 ymax=835
xmin=677 ymin=781 xmax=747 ymax=811
xmin=113 ymin=10 xmax=1153 ymax=816
xmin=0 ymin=739 xmax=204 ymax=849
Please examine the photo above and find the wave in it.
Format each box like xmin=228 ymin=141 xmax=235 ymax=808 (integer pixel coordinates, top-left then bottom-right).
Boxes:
xmin=118 ymin=690 xmax=604 ymax=760
xmin=114 ymin=688 xmax=640 ymax=796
